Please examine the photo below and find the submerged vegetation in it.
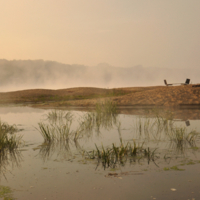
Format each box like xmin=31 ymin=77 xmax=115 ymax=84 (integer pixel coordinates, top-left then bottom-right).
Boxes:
xmin=36 ymin=105 xmax=200 ymax=169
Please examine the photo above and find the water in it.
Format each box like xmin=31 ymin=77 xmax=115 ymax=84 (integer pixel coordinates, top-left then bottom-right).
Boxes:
xmin=0 ymin=106 xmax=200 ymax=200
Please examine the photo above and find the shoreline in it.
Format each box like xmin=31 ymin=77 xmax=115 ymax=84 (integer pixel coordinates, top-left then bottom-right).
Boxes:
xmin=0 ymin=85 xmax=199 ymax=108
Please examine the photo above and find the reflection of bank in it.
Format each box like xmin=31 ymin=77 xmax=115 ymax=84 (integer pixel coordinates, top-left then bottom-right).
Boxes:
xmin=117 ymin=107 xmax=200 ymax=121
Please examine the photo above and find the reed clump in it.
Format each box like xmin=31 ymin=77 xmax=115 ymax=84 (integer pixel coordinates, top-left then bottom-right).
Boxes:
xmin=37 ymin=103 xmax=118 ymax=159
xmin=0 ymin=119 xmax=23 ymax=177
xmin=167 ymin=127 xmax=199 ymax=152
xmin=133 ymin=110 xmax=199 ymax=153
xmin=84 ymin=140 xmax=157 ymax=169
xmin=0 ymin=120 xmax=22 ymax=151
xmin=37 ymin=120 xmax=72 ymax=143
xmin=46 ymin=110 xmax=73 ymax=124
xmin=94 ymin=100 xmax=118 ymax=130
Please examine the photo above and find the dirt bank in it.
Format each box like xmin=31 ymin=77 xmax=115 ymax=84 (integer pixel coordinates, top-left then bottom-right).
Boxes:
xmin=0 ymin=85 xmax=200 ymax=107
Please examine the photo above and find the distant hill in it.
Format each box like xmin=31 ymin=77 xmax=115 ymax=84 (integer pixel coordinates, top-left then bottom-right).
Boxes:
xmin=0 ymin=59 xmax=199 ymax=91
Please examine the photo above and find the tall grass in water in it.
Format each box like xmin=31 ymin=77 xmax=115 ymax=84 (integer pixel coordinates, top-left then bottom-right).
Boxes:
xmin=133 ymin=111 xmax=199 ymax=153
xmin=37 ymin=102 xmax=118 ymax=159
xmin=0 ymin=120 xmax=22 ymax=151
xmin=0 ymin=119 xmax=23 ymax=177
xmin=74 ymin=100 xmax=118 ymax=139
xmin=84 ymin=140 xmax=157 ymax=169
xmin=39 ymin=101 xmax=118 ymax=142
xmin=95 ymin=100 xmax=118 ymax=130
xmin=37 ymin=116 xmax=73 ymax=160
xmin=37 ymin=120 xmax=72 ymax=143
xmin=167 ymin=127 xmax=198 ymax=152
xmin=46 ymin=110 xmax=73 ymax=124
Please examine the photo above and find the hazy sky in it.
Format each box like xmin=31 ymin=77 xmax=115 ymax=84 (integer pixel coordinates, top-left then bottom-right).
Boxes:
xmin=1 ymin=0 xmax=200 ymax=68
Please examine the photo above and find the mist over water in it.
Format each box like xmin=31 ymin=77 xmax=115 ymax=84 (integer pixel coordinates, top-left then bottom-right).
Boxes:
xmin=0 ymin=59 xmax=199 ymax=92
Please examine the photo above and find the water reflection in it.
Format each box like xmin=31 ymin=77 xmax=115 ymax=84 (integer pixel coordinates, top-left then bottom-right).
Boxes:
xmin=0 ymin=119 xmax=23 ymax=178
xmin=117 ymin=106 xmax=200 ymax=120
xmin=34 ymin=107 xmax=200 ymax=170
xmin=0 ymin=149 xmax=23 ymax=178
xmin=82 ymin=109 xmax=200 ymax=170
xmin=1 ymin=105 xmax=200 ymax=172
xmin=36 ymin=106 xmax=119 ymax=160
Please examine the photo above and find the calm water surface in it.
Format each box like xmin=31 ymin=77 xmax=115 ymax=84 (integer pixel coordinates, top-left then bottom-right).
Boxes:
xmin=0 ymin=106 xmax=200 ymax=200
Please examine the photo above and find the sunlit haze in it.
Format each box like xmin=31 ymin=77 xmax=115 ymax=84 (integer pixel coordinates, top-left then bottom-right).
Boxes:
xmin=0 ymin=1 xmax=200 ymax=90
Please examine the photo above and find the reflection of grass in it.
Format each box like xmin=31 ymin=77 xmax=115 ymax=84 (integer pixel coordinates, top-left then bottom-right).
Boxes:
xmin=37 ymin=121 xmax=72 ymax=143
xmin=133 ymin=111 xmax=199 ymax=153
xmin=37 ymin=102 xmax=118 ymax=160
xmin=45 ymin=110 xmax=73 ymax=124
xmin=168 ymin=128 xmax=198 ymax=145
xmin=84 ymin=140 xmax=158 ymax=169
xmin=0 ymin=119 xmax=22 ymax=154
xmin=37 ymin=107 xmax=200 ymax=167
xmin=38 ymin=101 xmax=118 ymax=143
xmin=133 ymin=113 xmax=175 ymax=142
xmin=167 ymin=128 xmax=199 ymax=152
xmin=0 ymin=119 xmax=23 ymax=178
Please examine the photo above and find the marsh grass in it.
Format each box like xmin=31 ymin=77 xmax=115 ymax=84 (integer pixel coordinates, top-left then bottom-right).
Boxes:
xmin=45 ymin=110 xmax=73 ymax=124
xmin=39 ymin=101 xmax=118 ymax=143
xmin=94 ymin=100 xmax=118 ymax=130
xmin=167 ymin=128 xmax=199 ymax=152
xmin=84 ymin=140 xmax=158 ymax=169
xmin=134 ymin=114 xmax=174 ymax=142
xmin=37 ymin=106 xmax=200 ymax=165
xmin=0 ymin=120 xmax=22 ymax=151
xmin=38 ymin=140 xmax=71 ymax=161
xmin=37 ymin=120 xmax=73 ymax=143
xmin=0 ymin=119 xmax=23 ymax=178
xmin=133 ymin=111 xmax=199 ymax=150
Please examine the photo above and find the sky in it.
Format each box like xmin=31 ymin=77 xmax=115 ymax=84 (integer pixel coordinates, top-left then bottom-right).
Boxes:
xmin=1 ymin=0 xmax=200 ymax=69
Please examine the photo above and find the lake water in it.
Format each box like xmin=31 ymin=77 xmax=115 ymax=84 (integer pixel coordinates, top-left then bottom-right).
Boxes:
xmin=0 ymin=106 xmax=200 ymax=200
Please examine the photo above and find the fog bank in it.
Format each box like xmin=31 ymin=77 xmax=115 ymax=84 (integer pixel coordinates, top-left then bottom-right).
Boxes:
xmin=0 ymin=59 xmax=199 ymax=92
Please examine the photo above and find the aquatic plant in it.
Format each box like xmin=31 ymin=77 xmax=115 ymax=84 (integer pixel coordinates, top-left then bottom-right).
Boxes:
xmin=84 ymin=140 xmax=158 ymax=169
xmin=0 ymin=120 xmax=22 ymax=151
xmin=37 ymin=120 xmax=73 ymax=143
xmin=0 ymin=119 xmax=23 ymax=178
xmin=167 ymin=127 xmax=199 ymax=152
xmin=46 ymin=110 xmax=73 ymax=124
